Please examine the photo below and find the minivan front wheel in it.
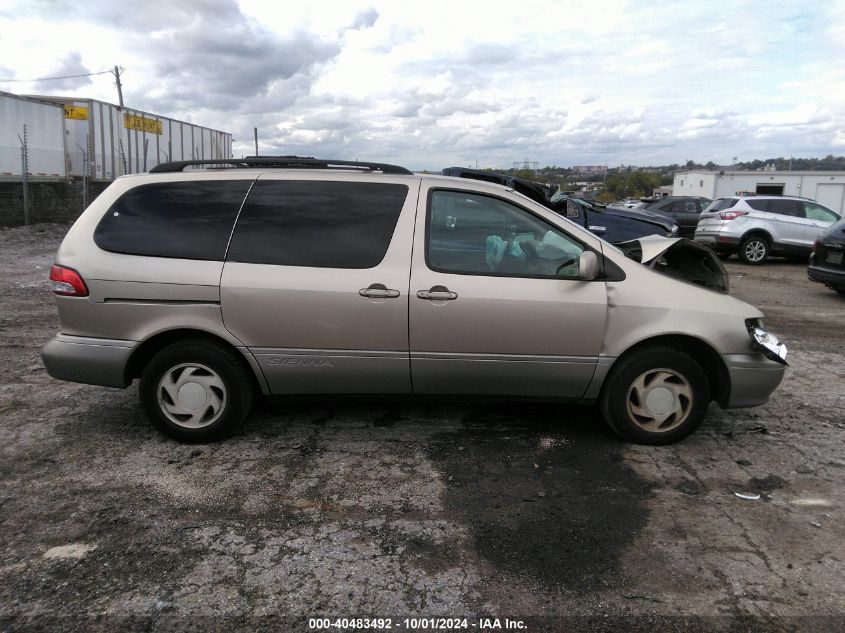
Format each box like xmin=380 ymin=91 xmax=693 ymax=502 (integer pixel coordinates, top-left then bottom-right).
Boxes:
xmin=139 ymin=340 xmax=254 ymax=442
xmin=599 ymin=347 xmax=710 ymax=445
xmin=738 ymin=235 xmax=769 ymax=265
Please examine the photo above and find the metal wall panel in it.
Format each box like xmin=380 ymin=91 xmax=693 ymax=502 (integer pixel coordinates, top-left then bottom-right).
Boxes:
xmin=60 ymin=98 xmax=93 ymax=178
xmin=0 ymin=92 xmax=66 ymax=177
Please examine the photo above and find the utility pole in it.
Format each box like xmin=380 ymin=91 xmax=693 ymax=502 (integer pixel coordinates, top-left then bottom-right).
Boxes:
xmin=113 ymin=65 xmax=124 ymax=106
xmin=253 ymin=127 xmax=258 ymax=156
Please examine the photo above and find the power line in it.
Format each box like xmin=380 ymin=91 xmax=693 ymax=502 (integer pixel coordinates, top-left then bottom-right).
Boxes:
xmin=0 ymin=69 xmax=117 ymax=83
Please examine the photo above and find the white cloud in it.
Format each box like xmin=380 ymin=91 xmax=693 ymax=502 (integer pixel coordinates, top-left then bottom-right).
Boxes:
xmin=0 ymin=0 xmax=844 ymax=168
xmin=747 ymin=103 xmax=820 ymax=128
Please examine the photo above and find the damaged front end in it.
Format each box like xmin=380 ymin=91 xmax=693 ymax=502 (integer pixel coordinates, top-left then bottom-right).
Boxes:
xmin=616 ymin=235 xmax=730 ymax=294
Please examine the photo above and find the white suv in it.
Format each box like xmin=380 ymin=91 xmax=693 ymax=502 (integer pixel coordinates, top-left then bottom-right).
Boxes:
xmin=694 ymin=195 xmax=840 ymax=264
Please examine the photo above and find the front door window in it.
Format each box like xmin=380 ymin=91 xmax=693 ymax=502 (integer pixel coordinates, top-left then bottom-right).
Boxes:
xmin=427 ymin=190 xmax=585 ymax=279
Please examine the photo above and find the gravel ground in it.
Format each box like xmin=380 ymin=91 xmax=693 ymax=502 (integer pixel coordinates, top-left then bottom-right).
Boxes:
xmin=1 ymin=224 xmax=843 ymax=632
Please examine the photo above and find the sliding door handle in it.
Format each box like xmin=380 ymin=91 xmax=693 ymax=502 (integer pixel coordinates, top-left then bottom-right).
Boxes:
xmin=416 ymin=286 xmax=458 ymax=301
xmin=359 ymin=283 xmax=400 ymax=299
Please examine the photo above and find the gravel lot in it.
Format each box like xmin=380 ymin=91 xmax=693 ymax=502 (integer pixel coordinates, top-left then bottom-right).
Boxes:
xmin=1 ymin=224 xmax=843 ymax=632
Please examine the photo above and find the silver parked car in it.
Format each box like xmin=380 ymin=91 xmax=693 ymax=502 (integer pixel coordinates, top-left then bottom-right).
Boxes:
xmin=42 ymin=158 xmax=788 ymax=445
xmin=694 ymin=195 xmax=841 ymax=264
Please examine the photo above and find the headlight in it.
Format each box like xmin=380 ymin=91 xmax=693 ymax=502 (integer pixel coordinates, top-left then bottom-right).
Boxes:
xmin=746 ymin=320 xmax=788 ymax=365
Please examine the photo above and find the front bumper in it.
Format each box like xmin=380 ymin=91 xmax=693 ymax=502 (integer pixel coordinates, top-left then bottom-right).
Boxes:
xmin=722 ymin=353 xmax=786 ymax=408
xmin=41 ymin=334 xmax=136 ymax=388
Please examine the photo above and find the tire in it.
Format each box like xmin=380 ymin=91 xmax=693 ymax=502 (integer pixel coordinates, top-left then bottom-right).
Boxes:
xmin=738 ymin=235 xmax=769 ymax=265
xmin=139 ymin=339 xmax=254 ymax=442
xmin=835 ymin=287 xmax=845 ymax=296
xmin=599 ymin=346 xmax=710 ymax=445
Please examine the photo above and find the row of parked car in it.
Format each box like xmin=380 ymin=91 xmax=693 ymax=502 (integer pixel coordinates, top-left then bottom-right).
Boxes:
xmin=610 ymin=194 xmax=845 ymax=295
xmin=442 ymin=168 xmax=680 ymax=243
xmin=447 ymin=172 xmax=843 ymax=294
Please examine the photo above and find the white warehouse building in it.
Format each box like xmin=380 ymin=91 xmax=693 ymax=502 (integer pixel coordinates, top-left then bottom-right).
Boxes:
xmin=673 ymin=170 xmax=845 ymax=215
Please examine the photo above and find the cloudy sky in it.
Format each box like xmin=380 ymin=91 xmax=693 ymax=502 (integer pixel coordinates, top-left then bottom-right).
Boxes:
xmin=1 ymin=0 xmax=843 ymax=170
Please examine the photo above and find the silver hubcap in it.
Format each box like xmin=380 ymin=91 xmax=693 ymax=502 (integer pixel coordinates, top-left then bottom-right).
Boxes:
xmin=157 ymin=363 xmax=226 ymax=428
xmin=626 ymin=368 xmax=693 ymax=433
xmin=744 ymin=240 xmax=766 ymax=262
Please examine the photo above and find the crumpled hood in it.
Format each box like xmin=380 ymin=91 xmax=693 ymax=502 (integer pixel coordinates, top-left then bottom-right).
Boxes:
xmin=616 ymin=235 xmax=729 ymax=293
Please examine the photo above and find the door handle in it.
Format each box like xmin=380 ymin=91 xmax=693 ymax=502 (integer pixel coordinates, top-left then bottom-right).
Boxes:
xmin=359 ymin=283 xmax=400 ymax=299
xmin=416 ymin=285 xmax=458 ymax=301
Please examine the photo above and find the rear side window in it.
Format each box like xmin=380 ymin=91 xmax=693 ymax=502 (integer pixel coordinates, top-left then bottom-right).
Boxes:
xmin=227 ymin=180 xmax=408 ymax=268
xmin=706 ymin=198 xmax=738 ymax=212
xmin=746 ymin=199 xmax=769 ymax=211
xmin=668 ymin=200 xmax=697 ymax=212
xmin=767 ymin=199 xmax=803 ymax=217
xmin=94 ymin=180 xmax=251 ymax=260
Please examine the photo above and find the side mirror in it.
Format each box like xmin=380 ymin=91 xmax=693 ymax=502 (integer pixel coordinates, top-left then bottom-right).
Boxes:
xmin=578 ymin=251 xmax=599 ymax=280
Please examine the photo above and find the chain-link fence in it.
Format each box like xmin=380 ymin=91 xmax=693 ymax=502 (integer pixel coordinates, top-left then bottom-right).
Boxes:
xmin=0 ymin=180 xmax=111 ymax=227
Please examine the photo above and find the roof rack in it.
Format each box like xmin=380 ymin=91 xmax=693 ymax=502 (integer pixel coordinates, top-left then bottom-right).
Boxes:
xmin=149 ymin=156 xmax=412 ymax=175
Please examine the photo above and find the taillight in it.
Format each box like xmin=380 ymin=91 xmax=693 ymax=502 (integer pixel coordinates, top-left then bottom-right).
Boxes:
xmin=812 ymin=240 xmax=819 ymax=254
xmin=50 ymin=265 xmax=88 ymax=297
xmin=719 ymin=211 xmax=749 ymax=220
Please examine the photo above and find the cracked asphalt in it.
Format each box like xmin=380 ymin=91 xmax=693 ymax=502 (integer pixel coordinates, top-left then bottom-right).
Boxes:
xmin=1 ymin=224 xmax=843 ymax=632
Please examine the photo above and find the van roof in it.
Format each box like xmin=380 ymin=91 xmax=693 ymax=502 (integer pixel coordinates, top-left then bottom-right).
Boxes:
xmin=149 ymin=156 xmax=413 ymax=175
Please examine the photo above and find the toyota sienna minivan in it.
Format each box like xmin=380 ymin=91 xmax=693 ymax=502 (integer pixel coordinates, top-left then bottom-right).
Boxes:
xmin=42 ymin=157 xmax=788 ymax=445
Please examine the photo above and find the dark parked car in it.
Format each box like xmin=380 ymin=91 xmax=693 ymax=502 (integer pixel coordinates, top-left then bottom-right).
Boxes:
xmin=442 ymin=167 xmax=678 ymax=243
xmin=642 ymin=196 xmax=712 ymax=238
xmin=808 ymin=217 xmax=845 ymax=295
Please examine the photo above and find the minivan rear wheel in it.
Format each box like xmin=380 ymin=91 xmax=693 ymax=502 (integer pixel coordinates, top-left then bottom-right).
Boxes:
xmin=738 ymin=235 xmax=769 ymax=265
xmin=599 ymin=347 xmax=710 ymax=445
xmin=139 ymin=340 xmax=254 ymax=442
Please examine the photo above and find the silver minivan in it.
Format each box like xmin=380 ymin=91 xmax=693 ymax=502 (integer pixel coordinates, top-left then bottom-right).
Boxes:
xmin=42 ymin=158 xmax=788 ymax=445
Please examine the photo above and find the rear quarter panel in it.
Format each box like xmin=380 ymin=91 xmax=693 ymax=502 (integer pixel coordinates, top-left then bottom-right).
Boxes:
xmin=52 ymin=171 xmax=258 ymax=345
